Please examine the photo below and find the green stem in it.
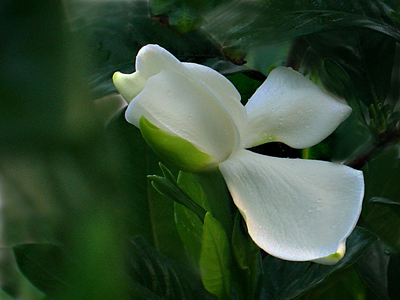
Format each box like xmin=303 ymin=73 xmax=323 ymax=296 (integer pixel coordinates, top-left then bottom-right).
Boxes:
xmin=195 ymin=170 xmax=235 ymax=239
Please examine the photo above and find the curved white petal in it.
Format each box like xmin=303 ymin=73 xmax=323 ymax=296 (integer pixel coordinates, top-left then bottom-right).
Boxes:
xmin=135 ymin=44 xmax=185 ymax=79
xmin=113 ymin=45 xmax=185 ymax=102
xmin=243 ymin=67 xmax=352 ymax=149
xmin=219 ymin=150 xmax=364 ymax=261
xmin=125 ymin=70 xmax=236 ymax=163
xmin=184 ymin=62 xmax=246 ymax=133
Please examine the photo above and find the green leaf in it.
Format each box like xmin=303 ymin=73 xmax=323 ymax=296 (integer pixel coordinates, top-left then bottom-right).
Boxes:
xmin=174 ymin=203 xmax=204 ymax=264
xmin=370 ymin=197 xmax=400 ymax=218
xmin=355 ymin=239 xmax=391 ymax=300
xmin=301 ymin=267 xmax=367 ymax=300
xmin=200 ymin=213 xmax=232 ymax=300
xmin=149 ymin=0 xmax=225 ymax=33
xmin=127 ymin=236 xmax=215 ymax=300
xmin=208 ymin=0 xmax=400 ymax=49
xmin=306 ymin=30 xmax=396 ymax=110
xmin=174 ymin=172 xmax=210 ymax=263
xmin=387 ymin=252 xmax=400 ymax=299
xmin=231 ymin=212 xmax=263 ymax=300
xmin=260 ymin=227 xmax=377 ymax=300
xmin=12 ymin=244 xmax=72 ymax=296
xmin=149 ymin=169 xmax=207 ymax=222
xmin=177 ymin=172 xmax=211 ymax=212
xmin=362 ymin=146 xmax=400 ymax=251
xmin=0 ymin=290 xmax=15 ymax=300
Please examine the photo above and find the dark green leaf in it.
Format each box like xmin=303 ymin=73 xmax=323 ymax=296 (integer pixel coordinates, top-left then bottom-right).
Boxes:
xmin=387 ymin=252 xmax=400 ymax=299
xmin=149 ymin=0 xmax=225 ymax=33
xmin=306 ymin=30 xmax=396 ymax=110
xmin=260 ymin=227 xmax=377 ymax=300
xmin=301 ymin=267 xmax=367 ymax=300
xmin=231 ymin=212 xmax=262 ymax=300
xmin=12 ymin=244 xmax=72 ymax=296
xmin=370 ymin=197 xmax=400 ymax=218
xmin=207 ymin=0 xmax=400 ymax=50
xmin=0 ymin=290 xmax=15 ymax=300
xmin=127 ymin=236 xmax=215 ymax=300
xmin=355 ymin=239 xmax=391 ymax=300
xmin=362 ymin=146 xmax=400 ymax=251
xmin=200 ymin=213 xmax=232 ymax=300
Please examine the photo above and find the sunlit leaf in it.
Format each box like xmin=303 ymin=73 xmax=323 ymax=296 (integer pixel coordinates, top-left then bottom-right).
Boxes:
xmin=200 ymin=213 xmax=232 ymax=300
xmin=174 ymin=172 xmax=210 ymax=263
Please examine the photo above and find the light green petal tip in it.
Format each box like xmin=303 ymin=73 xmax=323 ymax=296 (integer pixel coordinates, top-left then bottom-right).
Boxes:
xmin=139 ymin=116 xmax=218 ymax=173
xmin=312 ymin=241 xmax=346 ymax=265
xmin=112 ymin=71 xmax=147 ymax=102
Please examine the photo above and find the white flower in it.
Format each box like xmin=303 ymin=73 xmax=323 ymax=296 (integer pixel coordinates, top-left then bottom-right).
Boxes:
xmin=113 ymin=44 xmax=364 ymax=264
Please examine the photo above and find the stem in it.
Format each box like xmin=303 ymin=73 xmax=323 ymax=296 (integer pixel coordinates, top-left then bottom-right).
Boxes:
xmin=345 ymin=131 xmax=400 ymax=169
xmin=195 ymin=170 xmax=235 ymax=239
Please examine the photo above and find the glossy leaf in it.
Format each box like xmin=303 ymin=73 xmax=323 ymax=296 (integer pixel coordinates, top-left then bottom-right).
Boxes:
xmin=260 ymin=227 xmax=377 ymax=300
xmin=200 ymin=213 xmax=232 ymax=300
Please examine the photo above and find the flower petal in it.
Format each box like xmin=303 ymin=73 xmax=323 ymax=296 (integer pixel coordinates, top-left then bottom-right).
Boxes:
xmin=184 ymin=62 xmax=247 ymax=135
xmin=125 ymin=69 xmax=236 ymax=164
xmin=219 ymin=150 xmax=364 ymax=261
xmin=113 ymin=45 xmax=184 ymax=102
xmin=135 ymin=44 xmax=185 ymax=79
xmin=311 ymin=240 xmax=346 ymax=265
xmin=243 ymin=67 xmax=352 ymax=149
xmin=112 ymin=71 xmax=147 ymax=102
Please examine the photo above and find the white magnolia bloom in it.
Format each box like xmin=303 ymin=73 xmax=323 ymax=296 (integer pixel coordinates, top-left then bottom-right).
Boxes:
xmin=113 ymin=44 xmax=364 ymax=264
